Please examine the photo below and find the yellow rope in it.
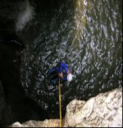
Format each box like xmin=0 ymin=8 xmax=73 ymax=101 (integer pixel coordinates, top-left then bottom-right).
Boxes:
xmin=59 ymin=77 xmax=62 ymax=127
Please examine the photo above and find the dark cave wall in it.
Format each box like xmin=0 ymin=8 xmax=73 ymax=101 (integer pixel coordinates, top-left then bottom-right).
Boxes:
xmin=0 ymin=32 xmax=48 ymax=127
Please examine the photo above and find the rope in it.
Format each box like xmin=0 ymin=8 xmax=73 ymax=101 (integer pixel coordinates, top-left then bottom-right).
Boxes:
xmin=58 ymin=76 xmax=62 ymax=127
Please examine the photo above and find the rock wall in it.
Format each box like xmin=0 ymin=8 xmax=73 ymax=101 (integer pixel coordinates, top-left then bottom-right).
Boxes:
xmin=0 ymin=33 xmax=48 ymax=126
xmin=9 ymin=87 xmax=122 ymax=127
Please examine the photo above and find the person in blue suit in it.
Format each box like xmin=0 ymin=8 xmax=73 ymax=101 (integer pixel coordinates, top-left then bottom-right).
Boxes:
xmin=48 ymin=62 xmax=73 ymax=83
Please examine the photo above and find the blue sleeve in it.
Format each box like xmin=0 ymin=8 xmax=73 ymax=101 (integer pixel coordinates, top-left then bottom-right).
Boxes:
xmin=59 ymin=62 xmax=64 ymax=73
xmin=59 ymin=62 xmax=68 ymax=73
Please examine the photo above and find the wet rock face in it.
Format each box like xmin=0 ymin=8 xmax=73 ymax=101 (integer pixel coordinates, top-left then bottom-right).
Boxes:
xmin=0 ymin=33 xmax=49 ymax=126
xmin=63 ymin=87 xmax=122 ymax=127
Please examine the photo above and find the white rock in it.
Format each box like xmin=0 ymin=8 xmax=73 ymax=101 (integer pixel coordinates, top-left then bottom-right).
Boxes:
xmin=63 ymin=87 xmax=122 ymax=127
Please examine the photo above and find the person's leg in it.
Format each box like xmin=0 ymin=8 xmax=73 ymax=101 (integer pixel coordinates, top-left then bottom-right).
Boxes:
xmin=50 ymin=74 xmax=58 ymax=83
xmin=48 ymin=67 xmax=57 ymax=75
xmin=48 ymin=67 xmax=59 ymax=83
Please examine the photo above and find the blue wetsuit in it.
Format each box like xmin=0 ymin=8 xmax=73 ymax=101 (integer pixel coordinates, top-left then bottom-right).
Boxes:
xmin=48 ymin=62 xmax=69 ymax=82
xmin=58 ymin=62 xmax=69 ymax=81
